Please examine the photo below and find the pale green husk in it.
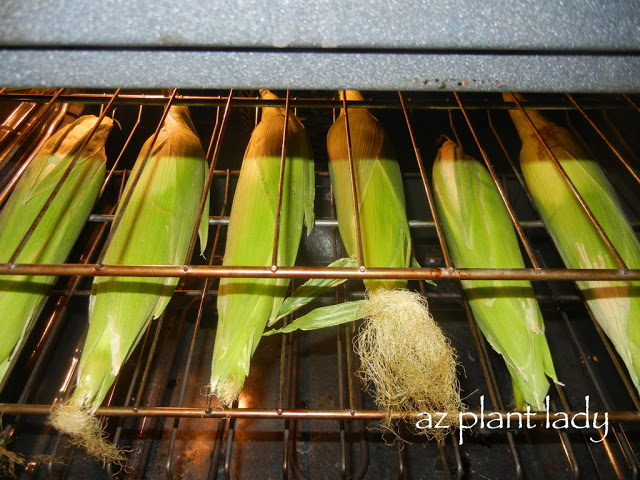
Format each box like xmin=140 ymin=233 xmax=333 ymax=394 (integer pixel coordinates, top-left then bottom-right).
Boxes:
xmin=210 ymin=90 xmax=315 ymax=406
xmin=0 ymin=115 xmax=113 ymax=383
xmin=504 ymin=93 xmax=640 ymax=393
xmin=68 ymin=105 xmax=209 ymax=414
xmin=326 ymin=90 xmax=411 ymax=292
xmin=432 ymin=139 xmax=558 ymax=410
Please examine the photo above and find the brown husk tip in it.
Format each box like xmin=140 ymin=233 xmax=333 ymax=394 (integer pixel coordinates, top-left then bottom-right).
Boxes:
xmin=354 ymin=289 xmax=463 ymax=443
xmin=50 ymin=403 xmax=126 ymax=467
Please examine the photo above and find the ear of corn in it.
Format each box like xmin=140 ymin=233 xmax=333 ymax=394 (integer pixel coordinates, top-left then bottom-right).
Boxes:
xmin=324 ymin=92 xmax=461 ymax=434
xmin=65 ymin=105 xmax=209 ymax=415
xmin=504 ymin=93 xmax=640 ymax=392
xmin=0 ymin=115 xmax=112 ymax=383
xmin=432 ymin=139 xmax=557 ymax=410
xmin=326 ymin=90 xmax=411 ymax=292
xmin=210 ymin=90 xmax=314 ymax=406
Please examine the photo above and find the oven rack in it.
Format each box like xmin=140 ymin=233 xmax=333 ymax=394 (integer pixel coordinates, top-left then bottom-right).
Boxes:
xmin=0 ymin=89 xmax=639 ymax=479
xmin=1 ymin=90 xmax=639 ymax=283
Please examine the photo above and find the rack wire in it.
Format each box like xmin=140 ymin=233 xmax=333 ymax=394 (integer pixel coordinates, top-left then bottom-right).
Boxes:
xmin=0 ymin=89 xmax=639 ymax=479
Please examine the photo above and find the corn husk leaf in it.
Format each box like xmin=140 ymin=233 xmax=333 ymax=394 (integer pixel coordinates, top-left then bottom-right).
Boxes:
xmin=432 ymin=139 xmax=558 ymax=410
xmin=326 ymin=90 xmax=411 ymax=292
xmin=265 ymin=299 xmax=367 ymax=335
xmin=504 ymin=93 xmax=640 ymax=392
xmin=270 ymin=256 xmax=356 ymax=324
xmin=0 ymin=115 xmax=112 ymax=382
xmin=68 ymin=105 xmax=209 ymax=413
xmin=210 ymin=90 xmax=314 ymax=406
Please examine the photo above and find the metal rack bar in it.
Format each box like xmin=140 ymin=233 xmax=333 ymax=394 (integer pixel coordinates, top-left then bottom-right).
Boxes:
xmin=453 ymin=91 xmax=541 ymax=270
xmin=271 ymin=89 xmax=292 ymax=271
xmin=340 ymin=91 xmax=366 ymax=272
xmin=99 ymin=104 xmax=143 ymax=197
xmin=166 ymin=93 xmax=235 ymax=478
xmin=185 ymin=91 xmax=233 ymax=262
xmin=0 ymin=89 xmax=64 ymax=172
xmin=623 ymin=94 xmax=640 ymax=113
xmin=564 ymin=109 xmax=640 ymax=231
xmin=94 ymin=89 xmax=173 ymax=266
xmin=164 ymin=298 xmax=204 ymax=480
xmin=205 ymin=168 xmax=233 ymax=480
xmin=0 ymin=103 xmax=68 ymax=207
xmin=565 ymin=93 xmax=640 ymax=186
xmin=0 ymin=91 xmax=636 ymax=111
xmin=398 ymin=91 xmax=453 ymax=270
xmin=336 ymin=323 xmax=348 ymax=480
xmin=105 ymin=310 xmax=167 ymax=477
xmin=2 ymin=263 xmax=638 ymax=281
xmin=85 ymin=213 xmax=640 ymax=231
xmin=461 ymin=299 xmax=524 ymax=478
xmin=280 ymin=316 xmax=294 ymax=479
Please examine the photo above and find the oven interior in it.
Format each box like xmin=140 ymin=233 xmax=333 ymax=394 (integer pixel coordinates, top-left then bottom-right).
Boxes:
xmin=0 ymin=89 xmax=639 ymax=479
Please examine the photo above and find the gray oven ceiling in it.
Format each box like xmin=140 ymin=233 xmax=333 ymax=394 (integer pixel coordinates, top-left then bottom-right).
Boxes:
xmin=0 ymin=0 xmax=639 ymax=91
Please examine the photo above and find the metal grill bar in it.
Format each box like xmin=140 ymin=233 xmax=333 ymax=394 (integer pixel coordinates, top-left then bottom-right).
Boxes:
xmin=0 ymin=103 xmax=68 ymax=208
xmin=1 ymin=263 xmax=638 ymax=281
xmin=0 ymin=89 xmax=64 ymax=172
xmin=94 ymin=89 xmax=174 ymax=266
xmin=461 ymin=299 xmax=524 ymax=478
xmin=271 ymin=89 xmax=292 ymax=271
xmin=92 ymin=213 xmax=634 ymax=230
xmin=453 ymin=91 xmax=540 ymax=270
xmin=1 ymin=91 xmax=638 ymax=111
xmin=398 ymin=91 xmax=453 ymax=270
xmin=185 ymin=90 xmax=233 ymax=262
xmin=341 ymin=91 xmax=366 ymax=272
xmin=565 ymin=110 xmax=640 ymax=226
xmin=0 ymin=404 xmax=637 ymax=421
xmin=565 ymin=93 xmax=640 ymax=186
xmin=166 ymin=98 xmax=235 ymax=477
xmin=623 ymin=94 xmax=640 ymax=113
xmin=99 ymin=104 xmax=142 ymax=197
xmin=205 ymin=168 xmax=233 ymax=480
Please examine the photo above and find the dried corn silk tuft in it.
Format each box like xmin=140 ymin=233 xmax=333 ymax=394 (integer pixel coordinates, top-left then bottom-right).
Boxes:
xmin=354 ymin=289 xmax=462 ymax=442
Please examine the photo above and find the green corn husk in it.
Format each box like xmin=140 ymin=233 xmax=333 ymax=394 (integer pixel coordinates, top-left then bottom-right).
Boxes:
xmin=504 ymin=93 xmax=640 ymax=392
xmin=0 ymin=115 xmax=112 ymax=384
xmin=326 ymin=90 xmax=411 ymax=291
xmin=51 ymin=105 xmax=209 ymax=463
xmin=210 ymin=90 xmax=314 ymax=406
xmin=432 ymin=139 xmax=558 ymax=410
